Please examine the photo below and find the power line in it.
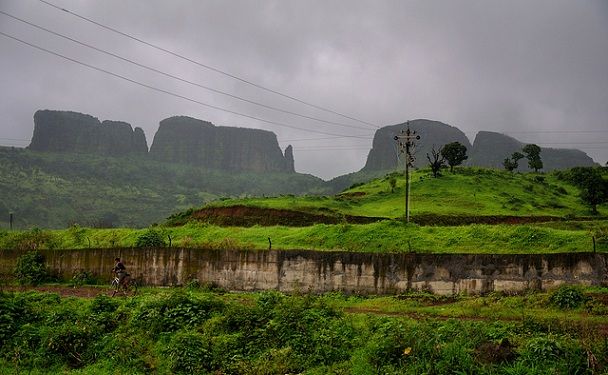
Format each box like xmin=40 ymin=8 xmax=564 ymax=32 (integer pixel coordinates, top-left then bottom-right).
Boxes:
xmin=0 ymin=9 xmax=372 ymax=132
xmin=506 ymin=130 xmax=608 ymax=134
xmin=279 ymin=135 xmax=373 ymax=142
xmin=0 ymin=137 xmax=29 ymax=141
xmin=294 ymin=147 xmax=372 ymax=152
xmin=36 ymin=0 xmax=379 ymax=129
xmin=538 ymin=142 xmax=608 ymax=145
xmin=463 ymin=130 xmax=608 ymax=134
xmin=0 ymin=30 xmax=372 ymax=139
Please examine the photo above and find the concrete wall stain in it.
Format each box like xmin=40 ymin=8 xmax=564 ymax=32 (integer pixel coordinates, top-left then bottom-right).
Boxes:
xmin=1 ymin=248 xmax=606 ymax=295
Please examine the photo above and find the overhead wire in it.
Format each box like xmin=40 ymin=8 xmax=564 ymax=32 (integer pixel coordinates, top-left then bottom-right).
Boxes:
xmin=0 ymin=9 xmax=373 ymax=132
xmin=36 ymin=0 xmax=379 ymax=129
xmin=0 ymin=30 xmax=372 ymax=139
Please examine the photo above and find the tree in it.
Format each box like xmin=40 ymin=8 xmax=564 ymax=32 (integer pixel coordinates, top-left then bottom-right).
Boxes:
xmin=388 ymin=176 xmax=397 ymax=193
xmin=427 ymin=146 xmax=445 ymax=178
xmin=503 ymin=152 xmax=524 ymax=172
xmin=440 ymin=142 xmax=468 ymax=173
xmin=522 ymin=144 xmax=543 ymax=172
xmin=135 ymin=228 xmax=166 ymax=247
xmin=568 ymin=167 xmax=608 ymax=214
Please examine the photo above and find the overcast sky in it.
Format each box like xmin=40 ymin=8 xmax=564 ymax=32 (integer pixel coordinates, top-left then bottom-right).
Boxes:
xmin=1 ymin=0 xmax=607 ymax=179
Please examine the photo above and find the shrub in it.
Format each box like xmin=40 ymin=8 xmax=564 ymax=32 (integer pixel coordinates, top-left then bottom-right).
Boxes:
xmin=521 ymin=335 xmax=562 ymax=362
xmin=41 ymin=323 xmax=94 ymax=368
xmin=14 ymin=251 xmax=47 ymax=286
xmin=89 ymin=294 xmax=120 ymax=315
xmin=133 ymin=291 xmax=225 ymax=336
xmin=165 ymin=331 xmax=212 ymax=374
xmin=135 ymin=228 xmax=166 ymax=247
xmin=6 ymin=228 xmax=59 ymax=251
xmin=0 ymin=293 xmax=29 ymax=347
xmin=71 ymin=269 xmax=95 ymax=287
xmin=549 ymin=285 xmax=586 ymax=309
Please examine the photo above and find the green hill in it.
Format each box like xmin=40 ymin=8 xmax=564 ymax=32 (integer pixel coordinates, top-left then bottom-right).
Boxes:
xmin=0 ymin=147 xmax=328 ymax=229
xmin=180 ymin=168 xmax=607 ymax=225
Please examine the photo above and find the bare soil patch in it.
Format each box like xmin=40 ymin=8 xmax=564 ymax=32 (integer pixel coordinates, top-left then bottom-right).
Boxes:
xmin=3 ymin=285 xmax=111 ymax=298
xmin=184 ymin=205 xmax=385 ymax=227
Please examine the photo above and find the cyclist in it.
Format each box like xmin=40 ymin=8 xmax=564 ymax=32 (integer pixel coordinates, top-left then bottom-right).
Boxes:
xmin=112 ymin=257 xmax=127 ymax=286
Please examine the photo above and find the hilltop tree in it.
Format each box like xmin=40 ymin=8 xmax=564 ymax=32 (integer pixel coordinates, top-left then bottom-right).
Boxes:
xmin=503 ymin=151 xmax=524 ymax=172
xmin=388 ymin=176 xmax=397 ymax=193
xmin=440 ymin=142 xmax=468 ymax=173
xmin=568 ymin=167 xmax=608 ymax=214
xmin=427 ymin=145 xmax=445 ymax=178
xmin=523 ymin=144 xmax=543 ymax=172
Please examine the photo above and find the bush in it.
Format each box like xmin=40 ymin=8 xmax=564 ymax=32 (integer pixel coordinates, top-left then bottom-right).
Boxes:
xmin=0 ymin=293 xmax=30 ymax=347
xmin=549 ymin=285 xmax=586 ymax=309
xmin=14 ymin=251 xmax=47 ymax=286
xmin=41 ymin=323 xmax=94 ymax=368
xmin=71 ymin=269 xmax=96 ymax=287
xmin=135 ymin=228 xmax=166 ymax=247
xmin=6 ymin=228 xmax=59 ymax=251
xmin=165 ymin=331 xmax=212 ymax=374
xmin=133 ymin=291 xmax=225 ymax=336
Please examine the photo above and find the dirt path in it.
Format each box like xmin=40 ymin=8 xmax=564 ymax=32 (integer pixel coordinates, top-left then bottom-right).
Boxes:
xmin=3 ymin=285 xmax=113 ymax=298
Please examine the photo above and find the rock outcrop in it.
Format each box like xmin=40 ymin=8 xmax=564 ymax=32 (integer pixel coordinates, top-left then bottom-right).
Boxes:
xmin=362 ymin=119 xmax=472 ymax=171
xmin=468 ymin=131 xmax=596 ymax=171
xmin=28 ymin=110 xmax=147 ymax=156
xmin=361 ymin=120 xmax=597 ymax=173
xmin=149 ymin=116 xmax=294 ymax=173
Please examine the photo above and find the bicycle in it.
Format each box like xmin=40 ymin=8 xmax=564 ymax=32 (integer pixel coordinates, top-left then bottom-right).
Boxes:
xmin=111 ymin=273 xmax=138 ymax=297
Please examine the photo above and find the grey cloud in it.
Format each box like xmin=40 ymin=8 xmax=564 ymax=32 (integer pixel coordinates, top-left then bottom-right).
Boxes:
xmin=0 ymin=0 xmax=606 ymax=179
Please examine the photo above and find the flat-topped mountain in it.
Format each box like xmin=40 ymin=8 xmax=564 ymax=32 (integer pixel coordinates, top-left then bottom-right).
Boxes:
xmin=467 ymin=131 xmax=596 ymax=171
xmin=27 ymin=110 xmax=294 ymax=174
xmin=149 ymin=116 xmax=294 ymax=173
xmin=362 ymin=120 xmax=596 ymax=173
xmin=363 ymin=119 xmax=472 ymax=171
xmin=28 ymin=110 xmax=148 ymax=156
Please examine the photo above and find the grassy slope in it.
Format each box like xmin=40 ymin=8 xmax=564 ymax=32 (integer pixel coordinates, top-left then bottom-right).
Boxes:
xmin=2 ymin=167 xmax=607 ymax=253
xmin=4 ymin=219 xmax=606 ymax=253
xmin=205 ymin=168 xmax=607 ymax=218
xmin=0 ymin=147 xmax=327 ymax=229
xmin=1 ymin=288 xmax=606 ymax=374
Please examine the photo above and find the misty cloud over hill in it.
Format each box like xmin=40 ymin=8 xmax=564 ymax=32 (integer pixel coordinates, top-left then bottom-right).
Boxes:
xmin=25 ymin=110 xmax=598 ymax=177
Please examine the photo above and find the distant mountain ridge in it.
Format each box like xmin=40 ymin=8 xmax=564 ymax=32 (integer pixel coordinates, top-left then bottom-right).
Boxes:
xmin=24 ymin=110 xmax=597 ymax=178
xmin=28 ymin=110 xmax=294 ymax=173
xmin=149 ymin=116 xmax=294 ymax=173
xmin=363 ymin=119 xmax=472 ymax=171
xmin=468 ymin=131 xmax=596 ymax=171
xmin=29 ymin=110 xmax=148 ymax=156
xmin=362 ymin=120 xmax=596 ymax=173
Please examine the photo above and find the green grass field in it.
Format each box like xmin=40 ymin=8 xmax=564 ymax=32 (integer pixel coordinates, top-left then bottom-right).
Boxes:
xmin=203 ymin=168 xmax=607 ymax=218
xmin=1 ymin=287 xmax=607 ymax=374
xmin=2 ymin=219 xmax=606 ymax=253
xmin=2 ymin=167 xmax=607 ymax=253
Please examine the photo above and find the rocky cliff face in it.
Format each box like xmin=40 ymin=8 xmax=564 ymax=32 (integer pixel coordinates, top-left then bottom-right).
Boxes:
xmin=149 ymin=116 xmax=294 ymax=173
xmin=28 ymin=110 xmax=148 ymax=156
xmin=468 ymin=131 xmax=596 ymax=171
xmin=362 ymin=121 xmax=596 ymax=173
xmin=362 ymin=119 xmax=472 ymax=171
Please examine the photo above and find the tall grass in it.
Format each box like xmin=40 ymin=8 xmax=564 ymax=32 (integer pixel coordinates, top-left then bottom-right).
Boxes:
xmin=205 ymin=168 xmax=607 ymax=218
xmin=0 ymin=289 xmax=606 ymax=374
xmin=2 ymin=220 xmax=604 ymax=253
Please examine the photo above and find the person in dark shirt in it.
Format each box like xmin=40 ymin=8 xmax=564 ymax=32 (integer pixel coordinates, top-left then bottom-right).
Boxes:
xmin=113 ymin=257 xmax=127 ymax=285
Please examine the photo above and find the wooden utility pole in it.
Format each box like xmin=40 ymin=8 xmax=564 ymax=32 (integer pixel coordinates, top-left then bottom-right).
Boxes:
xmin=394 ymin=122 xmax=420 ymax=222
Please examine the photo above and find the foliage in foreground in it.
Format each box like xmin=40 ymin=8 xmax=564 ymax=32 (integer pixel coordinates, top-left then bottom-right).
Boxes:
xmin=1 ymin=219 xmax=606 ymax=254
xmin=14 ymin=251 xmax=47 ymax=286
xmin=0 ymin=289 xmax=607 ymax=374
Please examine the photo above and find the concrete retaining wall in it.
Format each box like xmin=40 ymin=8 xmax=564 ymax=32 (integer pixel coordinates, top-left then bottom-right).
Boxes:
xmin=1 ymin=248 xmax=607 ymax=295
